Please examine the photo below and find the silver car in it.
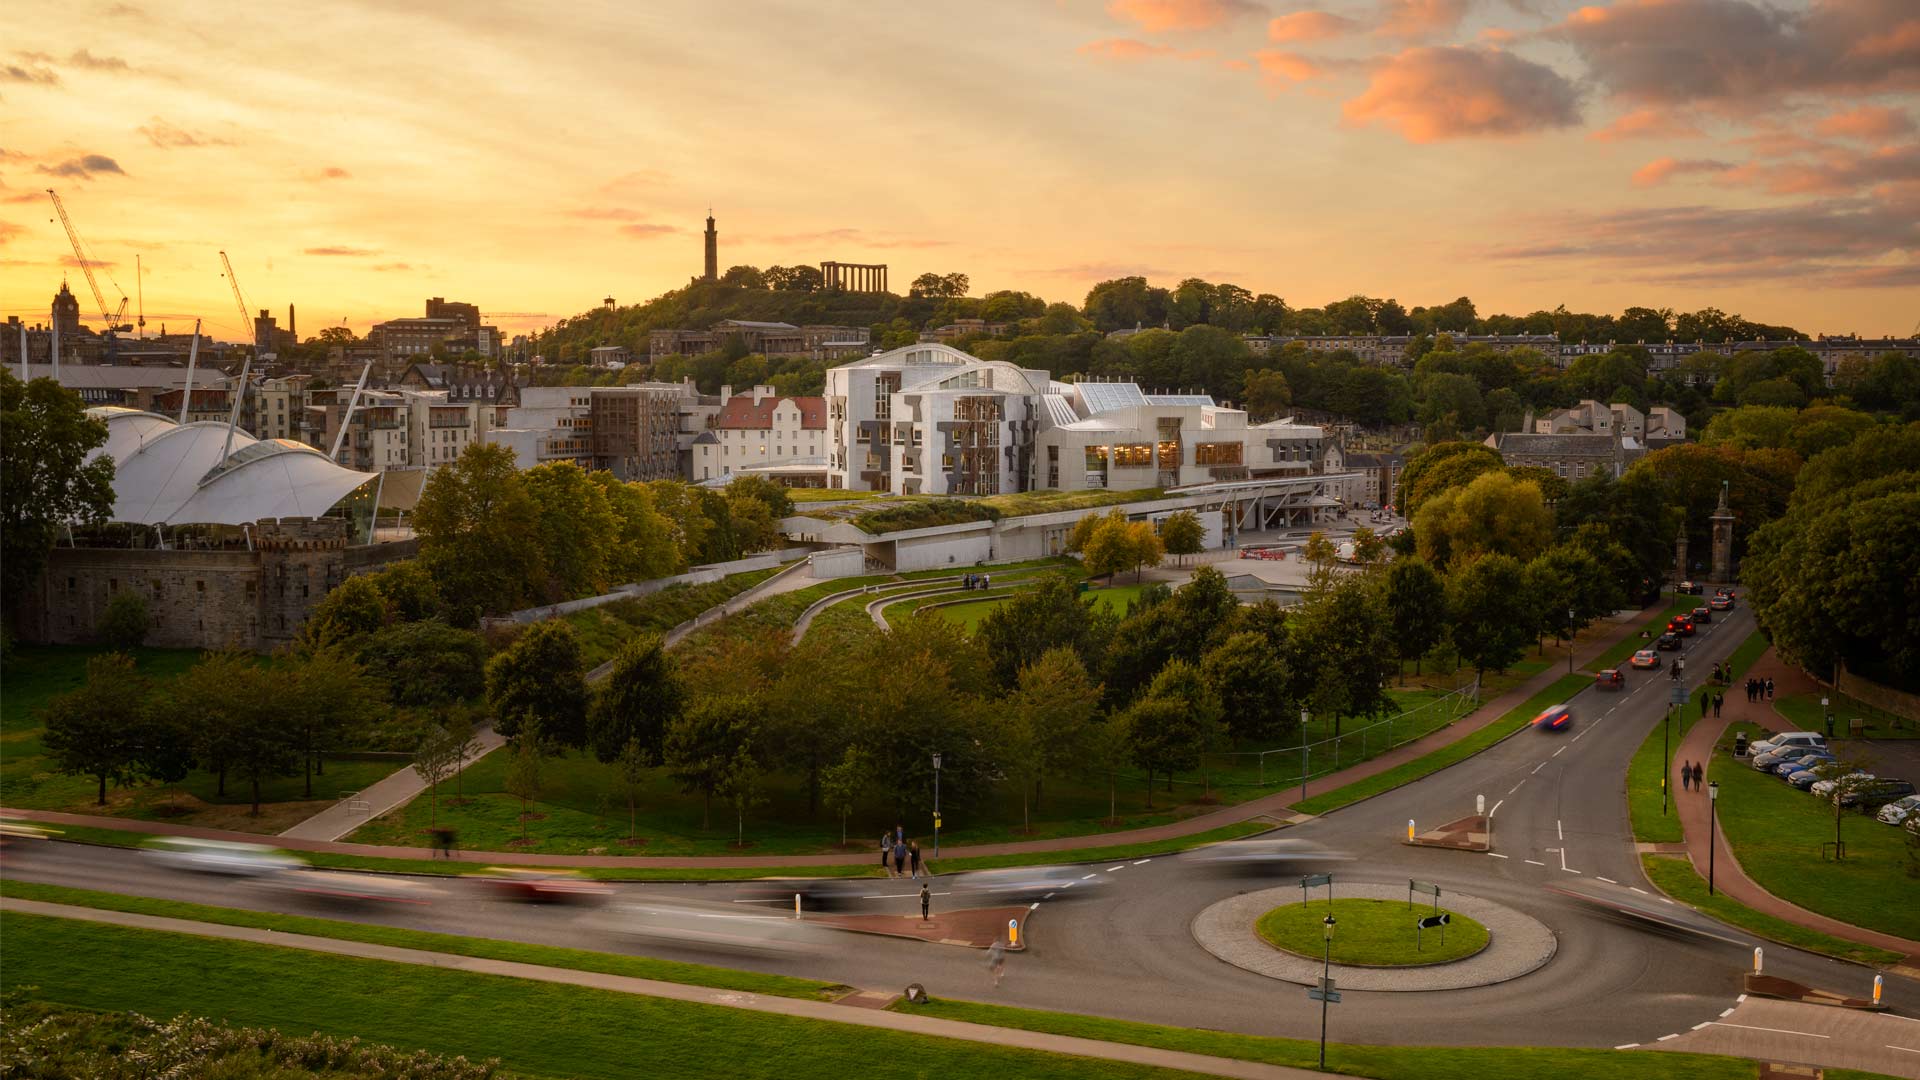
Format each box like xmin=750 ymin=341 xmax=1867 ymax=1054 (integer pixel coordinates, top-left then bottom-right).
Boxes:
xmin=1810 ymin=772 xmax=1873 ymax=799
xmin=1878 ymin=795 xmax=1920 ymax=825
xmin=141 ymin=836 xmax=303 ymax=876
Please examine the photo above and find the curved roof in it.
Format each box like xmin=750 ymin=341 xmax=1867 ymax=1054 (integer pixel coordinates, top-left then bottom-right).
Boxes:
xmin=84 ymin=408 xmax=376 ymax=526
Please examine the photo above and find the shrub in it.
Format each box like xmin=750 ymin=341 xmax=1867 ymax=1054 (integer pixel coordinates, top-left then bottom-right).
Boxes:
xmin=97 ymin=590 xmax=149 ymax=649
xmin=357 ymin=619 xmax=489 ymax=707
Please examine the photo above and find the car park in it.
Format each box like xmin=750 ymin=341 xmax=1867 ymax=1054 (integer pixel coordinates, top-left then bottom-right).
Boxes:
xmin=1838 ymin=778 xmax=1916 ymax=808
xmin=1629 ymin=650 xmax=1661 ymax=669
xmin=1773 ymin=751 xmax=1834 ymax=778
xmin=1750 ymin=731 xmax=1826 ymax=757
xmin=1878 ymin=795 xmax=1920 ymax=825
xmin=1656 ymin=632 xmax=1682 ymax=651
xmin=1691 ymin=606 xmax=1712 ymax=623
xmin=1754 ymin=745 xmax=1823 ymax=772
xmin=1596 ymin=668 xmax=1625 ymax=689
xmin=1531 ymin=704 xmax=1573 ymax=731
xmin=1787 ymin=766 xmax=1831 ymax=789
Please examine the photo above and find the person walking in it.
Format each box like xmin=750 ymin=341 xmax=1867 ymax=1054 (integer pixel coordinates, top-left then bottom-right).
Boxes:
xmin=1691 ymin=762 xmax=1704 ymax=791
xmin=1765 ymin=677 xmax=1775 ymax=701
xmin=893 ymin=839 xmax=908 ymax=878
xmin=908 ymin=840 xmax=922 ymax=879
xmin=881 ymin=831 xmax=895 ymax=877
xmin=1680 ymin=762 xmax=1691 ymax=792
xmin=1713 ymin=692 xmax=1724 ymax=718
xmin=986 ymin=938 xmax=1007 ymax=988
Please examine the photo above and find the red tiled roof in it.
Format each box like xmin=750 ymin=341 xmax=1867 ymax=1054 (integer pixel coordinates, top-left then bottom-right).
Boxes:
xmin=716 ymin=395 xmax=825 ymax=431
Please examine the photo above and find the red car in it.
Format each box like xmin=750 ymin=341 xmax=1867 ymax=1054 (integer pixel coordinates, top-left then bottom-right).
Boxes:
xmin=1595 ymin=668 xmax=1625 ymax=690
xmin=483 ymin=868 xmax=613 ymax=904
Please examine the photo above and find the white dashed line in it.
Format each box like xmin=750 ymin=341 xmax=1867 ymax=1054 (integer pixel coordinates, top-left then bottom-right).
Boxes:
xmin=1106 ymin=865 xmax=1125 ymax=872
xmin=1562 ymin=867 xmax=1582 ymax=874
xmin=1132 ymin=859 xmax=1152 ymax=865
xmin=1508 ymin=780 xmax=1526 ymax=795
xmin=1532 ymin=762 xmax=1547 ymax=774
xmin=1656 ymin=1033 xmax=1680 ymax=1042
xmin=1080 ymin=874 xmax=1096 ymax=881
xmin=1553 ymin=746 xmax=1566 ymax=757
xmin=1707 ymin=1022 xmax=1828 ymax=1040
xmin=1525 ymin=859 xmax=1546 ymax=866
xmin=1692 ymin=1022 xmax=1710 ymax=1030
xmin=1888 ymin=1045 xmax=1920 ymax=1055
xmin=1614 ymin=1043 xmax=1639 ymax=1050
xmin=1489 ymin=799 xmax=1504 ymax=818
xmin=1737 ymin=994 xmax=1746 ymax=1003
xmin=1557 ymin=820 xmax=1564 ymax=841
xmin=1044 ymin=892 xmax=1056 ymax=900
xmin=1719 ymin=1008 xmax=1735 ymax=1018
xmin=1597 ymin=877 xmax=1617 ymax=884
xmin=1660 ymin=898 xmax=1675 ymax=904
xmin=1488 ymin=852 xmax=1509 ymax=859
xmin=1629 ymin=886 xmax=1649 ymax=895
xmin=1029 ymin=902 xmax=1039 ymax=912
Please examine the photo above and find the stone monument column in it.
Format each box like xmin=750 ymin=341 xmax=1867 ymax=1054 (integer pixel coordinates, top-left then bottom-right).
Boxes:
xmin=1710 ymin=480 xmax=1735 ymax=583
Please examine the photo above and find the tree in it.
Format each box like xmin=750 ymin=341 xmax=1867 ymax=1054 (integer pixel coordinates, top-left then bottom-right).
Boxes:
xmin=98 ymin=591 xmax=150 ymax=649
xmin=1351 ymin=526 xmax=1385 ymax=566
xmin=1303 ymin=531 xmax=1338 ymax=587
xmin=1385 ymin=558 xmax=1447 ymax=677
xmin=977 ymin=573 xmax=1108 ymax=689
xmin=1241 ymin=368 xmax=1292 ymax=422
xmin=1289 ymin=574 xmax=1394 ymax=735
xmin=615 ymin=736 xmax=648 ymax=843
xmin=133 ymin=708 xmax=196 ymax=816
xmin=726 ymin=473 xmax=796 ymax=521
xmin=1414 ymin=470 xmax=1553 ymax=570
xmin=587 ymin=633 xmax=684 ymax=766
xmin=664 ymin=694 xmax=757 ymax=830
xmin=1447 ymin=554 xmax=1534 ymax=677
xmin=909 ymin=272 xmax=969 ymax=298
xmin=1 ymin=372 xmax=116 ymax=606
xmin=1081 ymin=513 xmax=1135 ymax=581
xmin=168 ymin=649 xmax=255 ymax=798
xmin=1006 ymin=647 xmax=1099 ymax=820
xmin=503 ymin=735 xmax=544 ymax=843
xmin=284 ymin=642 xmax=381 ymax=797
xmin=724 ymin=492 xmax=780 ymax=554
xmin=356 ymin=620 xmax=487 ymax=707
xmin=1124 ymin=660 xmax=1223 ymax=806
xmin=719 ymin=747 xmax=765 ymax=848
xmin=1159 ymin=511 xmax=1205 ymax=566
xmin=821 ymin=745 xmax=871 ymax=847
xmin=1087 ymin=711 xmax=1134 ymax=822
xmin=589 ymin=473 xmax=679 ymax=585
xmin=1082 ymin=276 xmax=1170 ymax=332
xmin=307 ymin=575 xmax=388 ymax=638
xmin=484 ymin=620 xmax=588 ymax=748
xmin=41 ymin=653 xmax=147 ymax=805
xmin=1397 ymin=441 xmax=1505 ymax=519
xmin=412 ymin=724 xmax=463 ymax=828
xmin=523 ymin=461 xmax=620 ymax=603
xmin=1201 ymin=631 xmax=1294 ymax=741
xmin=413 ymin=442 xmax=545 ymax=620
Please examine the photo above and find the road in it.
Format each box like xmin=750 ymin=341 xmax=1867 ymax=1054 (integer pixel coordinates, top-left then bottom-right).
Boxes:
xmin=7 ymin=604 xmax=1917 ymax=1071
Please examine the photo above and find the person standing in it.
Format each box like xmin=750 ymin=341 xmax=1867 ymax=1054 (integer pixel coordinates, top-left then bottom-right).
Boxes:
xmin=1700 ymin=693 xmax=1709 ymax=719
xmin=893 ymin=838 xmax=908 ymax=878
xmin=986 ymin=938 xmax=1007 ymax=988
xmin=908 ymin=840 xmax=922 ymax=879
xmin=1713 ymin=692 xmax=1724 ymax=718
xmin=1765 ymin=677 xmax=1775 ymax=701
xmin=882 ymin=831 xmax=895 ymax=876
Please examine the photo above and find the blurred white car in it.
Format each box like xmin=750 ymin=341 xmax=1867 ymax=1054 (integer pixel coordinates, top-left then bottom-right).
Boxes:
xmin=142 ymin=836 xmax=303 ymax=876
xmin=1810 ymin=772 xmax=1873 ymax=799
xmin=1878 ymin=794 xmax=1920 ymax=825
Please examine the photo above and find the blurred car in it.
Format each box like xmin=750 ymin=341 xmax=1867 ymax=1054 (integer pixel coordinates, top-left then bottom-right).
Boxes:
xmin=1786 ymin=766 xmax=1831 ymax=790
xmin=1810 ymin=772 xmax=1873 ymax=798
xmin=1838 ymin=778 xmax=1916 ymax=808
xmin=274 ymin=869 xmax=436 ymax=904
xmin=482 ymin=867 xmax=612 ymax=904
xmin=1709 ymin=595 xmax=1733 ymax=611
xmin=1656 ymin=633 xmax=1683 ymax=651
xmin=142 ymin=836 xmax=304 ymax=877
xmin=1691 ymin=606 xmax=1712 ymax=623
xmin=738 ymin=879 xmax=869 ymax=913
xmin=1753 ymin=745 xmax=1824 ymax=772
xmin=1629 ymin=650 xmax=1661 ymax=670
xmin=1714 ymin=588 xmax=1737 ymax=602
xmin=592 ymin=899 xmax=825 ymax=955
xmin=1595 ymin=668 xmax=1625 ymax=689
xmin=1877 ymin=794 xmax=1920 ymax=825
xmin=946 ymin=865 xmax=1113 ymax=903
xmin=0 ymin=820 xmax=58 ymax=860
xmin=1185 ymin=838 xmax=1351 ymax=876
xmin=1668 ymin=617 xmax=1697 ymax=636
xmin=1773 ymin=751 xmax=1834 ymax=778
xmin=1750 ymin=732 xmax=1826 ymax=757
xmin=1679 ymin=580 xmax=1704 ymax=595
xmin=1531 ymin=704 xmax=1573 ymax=732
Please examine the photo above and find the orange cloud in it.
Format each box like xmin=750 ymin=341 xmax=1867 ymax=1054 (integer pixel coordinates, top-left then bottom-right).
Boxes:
xmin=1107 ymin=0 xmax=1259 ymax=32
xmin=1817 ymin=105 xmax=1914 ymax=140
xmin=1079 ymin=38 xmax=1222 ymax=64
xmin=1267 ymin=10 xmax=1359 ymax=41
xmin=618 ymin=223 xmax=679 ymax=239
xmin=1342 ymin=46 xmax=1581 ymax=142
xmin=1631 ymin=156 xmax=1732 ymax=186
xmin=1589 ymin=107 xmax=1704 ymax=141
xmin=1376 ymin=0 xmax=1471 ymax=39
xmin=1254 ymin=48 xmax=1328 ymax=86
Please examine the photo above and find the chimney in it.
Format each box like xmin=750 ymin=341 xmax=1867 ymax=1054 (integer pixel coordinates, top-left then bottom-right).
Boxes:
xmin=720 ymin=384 xmax=733 ymax=405
xmin=753 ymin=384 xmax=771 ymax=405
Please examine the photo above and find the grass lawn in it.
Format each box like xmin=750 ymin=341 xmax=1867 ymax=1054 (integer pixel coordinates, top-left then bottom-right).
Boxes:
xmin=1707 ymin=721 xmax=1920 ymax=942
xmin=1775 ymin=690 xmax=1918 ymax=741
xmin=0 ymin=912 xmax=1211 ymax=1080
xmin=1585 ymin=598 xmax=1698 ymax=674
xmin=562 ymin=565 xmax=782 ymax=669
xmin=0 ymin=878 xmax=840 ymax=999
xmin=1291 ymin=673 xmax=1592 ymax=816
xmin=1628 ymin=630 xmax=1769 ymax=844
xmin=892 ymin=997 xmax=1770 ymax=1080
xmin=1256 ymin=897 xmax=1487 ymax=966
xmin=1639 ymin=855 xmax=1905 ymax=967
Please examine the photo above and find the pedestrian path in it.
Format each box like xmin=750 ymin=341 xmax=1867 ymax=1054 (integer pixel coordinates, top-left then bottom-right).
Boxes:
xmin=1 ymin=897 xmax=1327 ymax=1080
xmin=0 ymin=602 xmax=1655 ymax=869
xmin=278 ymin=725 xmax=506 ymax=842
xmin=1669 ymin=648 xmax=1920 ymax=965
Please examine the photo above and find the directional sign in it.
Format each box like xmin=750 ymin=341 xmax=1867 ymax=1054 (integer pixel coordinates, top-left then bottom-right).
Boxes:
xmin=1308 ymin=988 xmax=1342 ymax=1003
xmin=1418 ymin=913 xmax=1451 ymax=930
xmin=1669 ymin=686 xmax=1690 ymax=706
xmin=1409 ymin=880 xmax=1440 ymax=897
xmin=1300 ymin=873 xmax=1333 ymax=889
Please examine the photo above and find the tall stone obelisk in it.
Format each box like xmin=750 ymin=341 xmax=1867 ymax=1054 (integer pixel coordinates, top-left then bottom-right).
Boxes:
xmin=1710 ymin=480 xmax=1735 ymax=583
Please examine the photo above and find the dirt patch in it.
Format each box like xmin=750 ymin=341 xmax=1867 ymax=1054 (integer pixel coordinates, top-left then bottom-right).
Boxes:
xmin=617 ymin=837 xmax=648 ymax=848
xmin=506 ymin=837 xmax=538 ymax=848
xmin=518 ymin=812 xmax=549 ymax=823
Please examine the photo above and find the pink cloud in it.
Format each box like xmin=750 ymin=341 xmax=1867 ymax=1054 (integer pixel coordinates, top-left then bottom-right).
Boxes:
xmin=1342 ymin=46 xmax=1581 ymax=142
xmin=1375 ymin=0 xmax=1471 ymax=39
xmin=1631 ymin=156 xmax=1733 ymax=186
xmin=1816 ymin=105 xmax=1914 ymax=140
xmin=1267 ymin=10 xmax=1360 ymax=41
xmin=1254 ymin=48 xmax=1329 ymax=86
xmin=618 ymin=223 xmax=679 ymax=239
xmin=1589 ymin=107 xmax=1703 ymax=141
xmin=1107 ymin=0 xmax=1260 ymax=32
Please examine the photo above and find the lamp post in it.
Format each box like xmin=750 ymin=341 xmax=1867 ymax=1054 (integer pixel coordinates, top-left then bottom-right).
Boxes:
xmin=1567 ymin=607 xmax=1576 ymax=674
xmin=1319 ymin=913 xmax=1337 ymax=1069
xmin=932 ymin=752 xmax=942 ymax=857
xmin=1662 ymin=703 xmax=1671 ymax=817
xmin=1299 ymin=708 xmax=1311 ymax=803
xmin=1821 ymin=696 xmax=1831 ymax=739
xmin=1707 ymin=780 xmax=1719 ymax=895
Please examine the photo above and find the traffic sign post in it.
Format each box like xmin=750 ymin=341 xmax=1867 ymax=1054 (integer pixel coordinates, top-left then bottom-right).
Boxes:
xmin=1409 ymin=879 xmax=1440 ymax=913
xmin=1416 ymin=912 xmax=1450 ymax=951
xmin=1300 ymin=872 xmax=1333 ymax=910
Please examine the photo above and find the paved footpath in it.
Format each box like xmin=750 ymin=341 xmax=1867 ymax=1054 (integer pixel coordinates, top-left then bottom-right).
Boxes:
xmin=2 ymin=897 xmax=1326 ymax=1080
xmin=1670 ymin=647 xmax=1920 ymax=967
xmin=278 ymin=726 xmax=506 ymax=843
xmin=1 ymin=605 xmax=1660 ymax=869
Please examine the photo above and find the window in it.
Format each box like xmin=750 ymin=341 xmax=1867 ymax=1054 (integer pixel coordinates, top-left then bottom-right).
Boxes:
xmin=1084 ymin=445 xmax=1108 ymax=472
xmin=1113 ymin=443 xmax=1152 ymax=468
xmin=1195 ymin=442 xmax=1242 ymax=465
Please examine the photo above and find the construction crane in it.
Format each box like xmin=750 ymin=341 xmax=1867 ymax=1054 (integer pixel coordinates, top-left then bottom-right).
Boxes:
xmin=218 ymin=251 xmax=254 ymax=350
xmin=46 ymin=189 xmax=132 ymax=332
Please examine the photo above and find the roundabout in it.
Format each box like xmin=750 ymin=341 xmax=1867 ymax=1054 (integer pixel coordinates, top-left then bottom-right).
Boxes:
xmin=1191 ymin=881 xmax=1558 ymax=991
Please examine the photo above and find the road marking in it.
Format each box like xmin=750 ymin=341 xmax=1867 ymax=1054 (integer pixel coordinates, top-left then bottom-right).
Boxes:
xmin=1029 ymin=902 xmax=1039 ymax=911
xmin=1557 ymin=820 xmax=1564 ymax=841
xmin=1719 ymin=1008 xmax=1735 ymax=1018
xmin=1532 ymin=762 xmax=1547 ymax=774
xmin=1080 ymin=874 xmax=1096 ymax=881
xmin=1132 ymin=859 xmax=1152 ymax=865
xmin=1489 ymin=799 xmax=1504 ymax=818
xmin=1736 ymin=994 xmax=1746 ymax=1003
xmin=1630 ymin=886 xmax=1649 ymax=894
xmin=1562 ymin=867 xmax=1582 ymax=874
xmin=1487 ymin=852 xmax=1509 ymax=859
xmin=1106 ymin=865 xmax=1126 ymax=872
xmin=856 ymin=892 xmax=953 ymax=899
xmin=1707 ymin=1022 xmax=1828 ymax=1039
xmin=1525 ymin=859 xmax=1546 ymax=866
xmin=1692 ymin=1022 xmax=1710 ymax=1030
xmin=1888 ymin=1045 xmax=1920 ymax=1055
xmin=1656 ymin=1034 xmax=1680 ymax=1042
xmin=1597 ymin=876 xmax=1616 ymax=884
xmin=1553 ymin=746 xmax=1567 ymax=757
xmin=1614 ymin=1043 xmax=1639 ymax=1050
xmin=1660 ymin=898 xmax=1674 ymax=904
xmin=1572 ymin=729 xmax=1588 ymax=742
xmin=1508 ymin=780 xmax=1526 ymax=795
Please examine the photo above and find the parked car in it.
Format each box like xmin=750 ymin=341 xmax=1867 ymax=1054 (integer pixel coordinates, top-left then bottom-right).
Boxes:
xmin=1668 ymin=617 xmax=1697 ymax=636
xmin=1656 ymin=633 xmax=1683 ymax=651
xmin=1838 ymin=778 xmax=1916 ymax=808
xmin=1810 ymin=772 xmax=1873 ymax=798
xmin=1774 ymin=751 xmax=1834 ymax=778
xmin=1877 ymin=795 xmax=1920 ymax=825
xmin=1754 ymin=745 xmax=1824 ymax=772
xmin=1786 ymin=766 xmax=1831 ymax=789
xmin=1709 ymin=595 xmax=1733 ymax=611
xmin=1629 ymin=650 xmax=1661 ymax=669
xmin=1750 ymin=731 xmax=1826 ymax=757
xmin=1596 ymin=668 xmax=1625 ymax=689
xmin=1691 ymin=606 xmax=1712 ymax=623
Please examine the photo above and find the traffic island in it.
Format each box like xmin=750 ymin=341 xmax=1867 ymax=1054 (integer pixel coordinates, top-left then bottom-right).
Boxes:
xmin=1255 ymin=898 xmax=1488 ymax=967
xmin=1744 ymin=973 xmax=1889 ymax=1011
xmin=810 ymin=905 xmax=1029 ymax=950
xmin=1405 ymin=815 xmax=1490 ymax=852
xmin=1191 ymin=882 xmax=1556 ymax=990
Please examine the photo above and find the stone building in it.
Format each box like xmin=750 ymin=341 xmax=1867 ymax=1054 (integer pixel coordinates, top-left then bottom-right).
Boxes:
xmin=647 ymin=320 xmax=870 ymax=362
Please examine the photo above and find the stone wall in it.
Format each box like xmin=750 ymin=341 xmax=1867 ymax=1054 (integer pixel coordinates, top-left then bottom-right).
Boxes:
xmin=1834 ymin=661 xmax=1920 ymax=724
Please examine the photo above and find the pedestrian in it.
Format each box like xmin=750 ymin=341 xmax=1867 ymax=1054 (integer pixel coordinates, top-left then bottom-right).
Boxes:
xmin=1679 ymin=762 xmax=1691 ymax=792
xmin=1745 ymin=678 xmax=1755 ymax=703
xmin=1713 ymin=692 xmax=1723 ymax=718
xmin=894 ymin=839 xmax=909 ymax=878
xmin=920 ymin=881 xmax=931 ymax=923
xmin=429 ymin=827 xmax=451 ymax=858
xmin=983 ymin=574 xmax=991 ymax=591
xmin=882 ymin=831 xmax=895 ymax=876
xmin=1765 ymin=677 xmax=1775 ymax=701
xmin=908 ymin=840 xmax=922 ymax=879
xmin=1700 ymin=693 xmax=1709 ymax=719
xmin=986 ymin=938 xmax=1007 ymax=988
xmin=895 ymin=823 xmax=905 ymax=847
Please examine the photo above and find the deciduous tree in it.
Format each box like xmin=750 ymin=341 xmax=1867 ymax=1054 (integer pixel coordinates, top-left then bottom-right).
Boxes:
xmin=587 ymin=633 xmax=684 ymax=764
xmin=1158 ymin=510 xmax=1205 ymax=566
xmin=664 ymin=693 xmax=757 ymax=830
xmin=1 ymin=372 xmax=115 ymax=605
xmin=414 ymin=442 xmax=545 ymax=620
xmin=1385 ymin=558 xmax=1447 ymax=676
xmin=42 ymin=653 xmax=148 ymax=805
xmin=485 ymin=620 xmax=588 ymax=748
xmin=1447 ymin=554 xmax=1534 ymax=678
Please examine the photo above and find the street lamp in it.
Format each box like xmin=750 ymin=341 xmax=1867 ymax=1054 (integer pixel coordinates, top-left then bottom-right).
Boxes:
xmin=1299 ymin=708 xmax=1311 ymax=803
xmin=932 ymin=752 xmax=942 ymax=858
xmin=1567 ymin=607 xmax=1576 ymax=674
xmin=1707 ymin=780 xmax=1719 ymax=895
xmin=1662 ymin=702 xmax=1671 ymax=817
xmin=1821 ymin=696 xmax=1831 ymax=739
xmin=1319 ymin=913 xmax=1337 ymax=1069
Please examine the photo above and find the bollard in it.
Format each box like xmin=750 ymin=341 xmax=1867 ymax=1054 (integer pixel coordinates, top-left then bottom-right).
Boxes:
xmin=1874 ymin=974 xmax=1883 ymax=1006
xmin=1407 ymin=819 xmax=1415 ymax=842
xmin=1476 ymin=794 xmax=1485 ymax=815
xmin=794 ymin=892 xmax=801 ymax=920
xmin=1753 ymin=946 xmax=1763 ymax=974
xmin=1009 ymin=919 xmax=1019 ymax=947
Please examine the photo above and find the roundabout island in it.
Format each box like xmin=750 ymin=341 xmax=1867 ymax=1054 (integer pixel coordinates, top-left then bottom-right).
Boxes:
xmin=1255 ymin=897 xmax=1489 ymax=967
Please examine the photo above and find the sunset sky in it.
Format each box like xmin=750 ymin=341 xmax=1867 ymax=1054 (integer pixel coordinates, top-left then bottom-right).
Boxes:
xmin=3 ymin=0 xmax=1916 ymax=344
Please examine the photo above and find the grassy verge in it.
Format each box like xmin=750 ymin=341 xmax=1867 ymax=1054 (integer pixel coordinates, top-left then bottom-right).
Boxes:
xmin=564 ymin=565 xmax=782 ymax=669
xmin=0 ymin=878 xmax=839 ymax=999
xmin=1584 ymin=598 xmax=1696 ymax=674
xmin=892 ymin=997 xmax=1766 ymax=1080
xmin=1 ymin=912 xmax=1208 ymax=1080
xmin=1291 ymin=673 xmax=1592 ymax=816
xmin=1256 ymin=898 xmax=1487 ymax=965
xmin=1628 ymin=629 xmax=1770 ymax=844
xmin=1705 ymin=722 xmax=1920 ymax=941
xmin=1640 ymin=855 xmax=1905 ymax=967
xmin=1775 ymin=689 xmax=1918 ymax=741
